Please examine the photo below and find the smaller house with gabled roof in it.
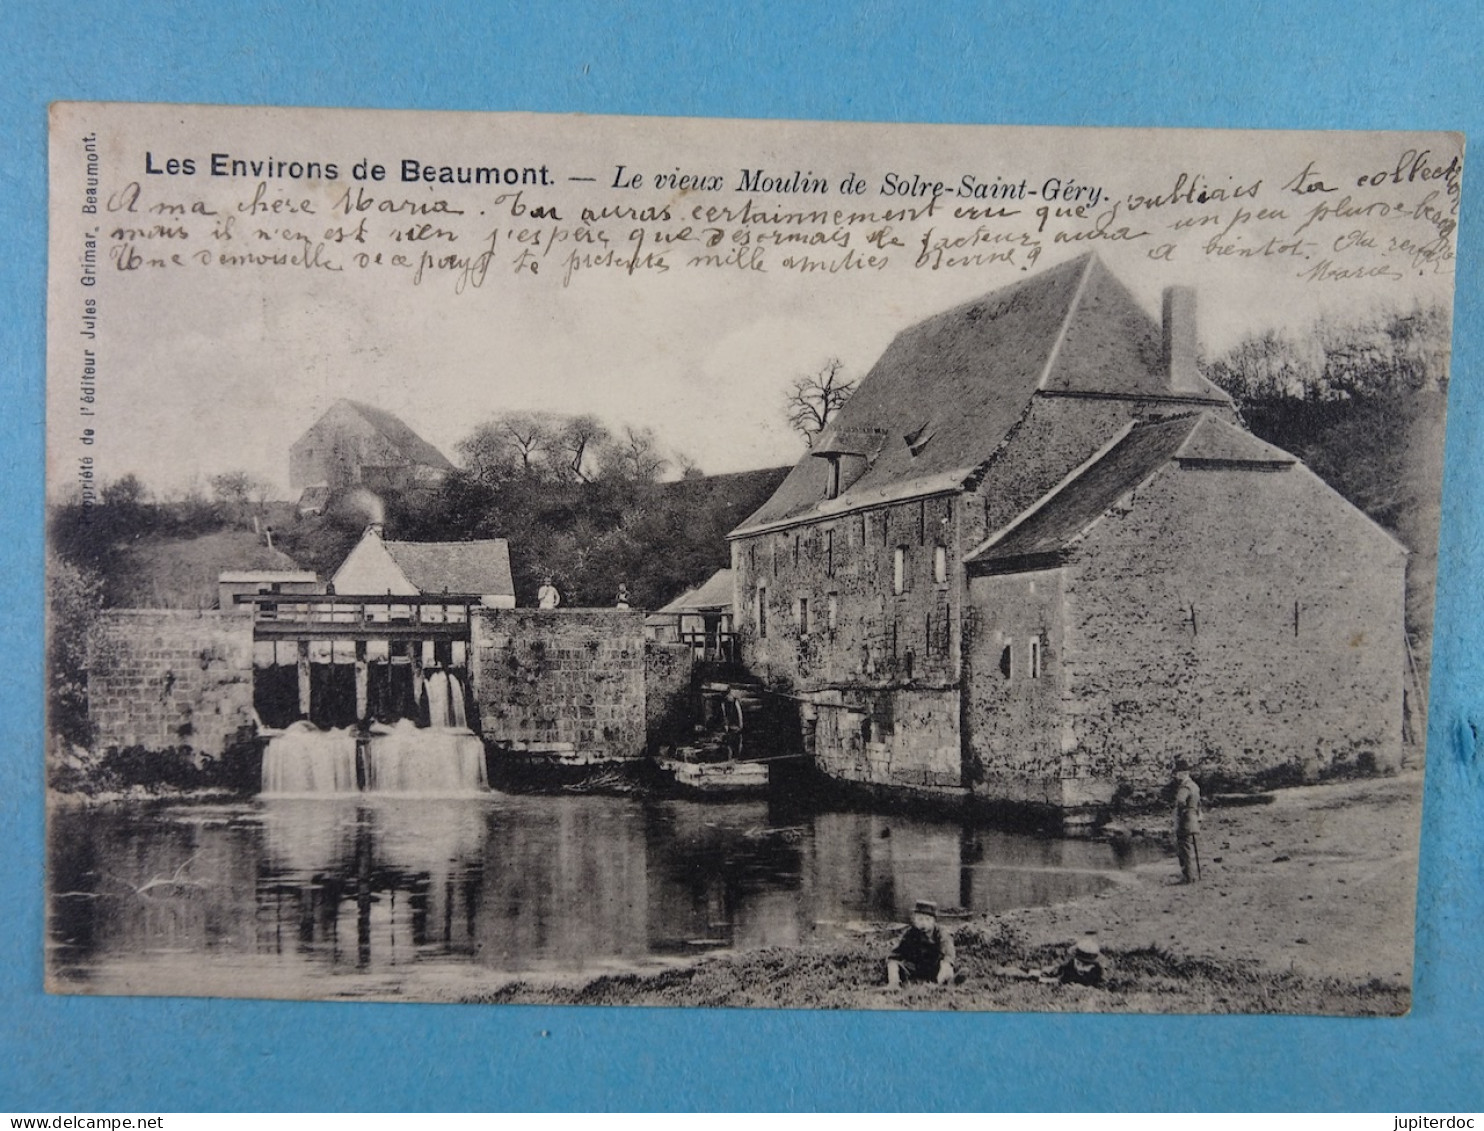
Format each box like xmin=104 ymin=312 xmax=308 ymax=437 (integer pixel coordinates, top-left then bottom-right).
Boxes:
xmin=290 ymin=399 xmax=455 ymax=506
xmin=644 ymin=568 xmax=735 ymax=660
xmin=332 ymin=525 xmax=515 ymax=607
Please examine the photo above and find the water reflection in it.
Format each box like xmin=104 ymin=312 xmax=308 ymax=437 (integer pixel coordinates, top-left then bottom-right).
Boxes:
xmin=48 ymin=795 xmax=1154 ymax=996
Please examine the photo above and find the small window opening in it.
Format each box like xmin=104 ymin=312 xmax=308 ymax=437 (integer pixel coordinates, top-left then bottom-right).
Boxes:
xmin=827 ymin=593 xmax=839 ymax=631
xmin=1030 ymin=637 xmax=1042 ymax=679
xmin=999 ymin=644 xmax=1012 ymax=679
xmin=757 ymin=587 xmax=768 ymax=639
xmin=893 ymin=546 xmax=907 ymax=594
xmin=798 ymin=596 xmax=810 ymax=635
xmin=826 ymin=457 xmax=841 ymax=500
xmin=933 ymin=544 xmax=948 ymax=585
xmin=794 ymin=534 xmax=800 ymax=566
xmin=825 ymin=528 xmax=835 ymax=577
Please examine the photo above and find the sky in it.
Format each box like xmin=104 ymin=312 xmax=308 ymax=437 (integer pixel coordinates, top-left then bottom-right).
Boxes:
xmin=46 ymin=105 xmax=1461 ymax=499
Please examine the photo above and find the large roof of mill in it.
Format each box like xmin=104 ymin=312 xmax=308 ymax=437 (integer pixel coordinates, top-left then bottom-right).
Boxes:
xmin=330 ymin=399 xmax=456 ymax=471
xmin=732 ymin=253 xmax=1230 ymax=536
xmin=966 ymin=414 xmax=1296 ymax=571
xmin=382 ymin=539 xmax=514 ymax=597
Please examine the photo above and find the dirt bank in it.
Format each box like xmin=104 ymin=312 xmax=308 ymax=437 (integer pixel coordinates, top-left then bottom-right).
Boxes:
xmin=462 ymin=771 xmax=1421 ymax=1014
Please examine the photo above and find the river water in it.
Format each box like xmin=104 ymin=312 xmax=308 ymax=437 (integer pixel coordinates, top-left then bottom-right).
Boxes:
xmin=48 ymin=792 xmax=1152 ymax=1001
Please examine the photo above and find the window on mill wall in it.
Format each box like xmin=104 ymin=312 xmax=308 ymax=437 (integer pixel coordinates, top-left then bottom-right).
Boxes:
xmin=893 ymin=546 xmax=907 ymax=594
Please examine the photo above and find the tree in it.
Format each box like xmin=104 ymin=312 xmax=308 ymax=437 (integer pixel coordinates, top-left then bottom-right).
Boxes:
xmin=606 ymin=424 xmax=669 ymax=482
xmin=47 ymin=550 xmax=102 ymax=748
xmin=555 ymin=414 xmax=612 ymax=482
xmin=101 ymin=473 xmax=148 ymax=509
xmin=457 ymin=411 xmax=561 ymax=482
xmin=784 ymin=357 xmax=855 ymax=446
xmin=209 ymin=470 xmax=271 ymax=528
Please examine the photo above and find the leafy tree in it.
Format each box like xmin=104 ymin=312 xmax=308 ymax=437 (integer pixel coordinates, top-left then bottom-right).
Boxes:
xmin=47 ymin=550 xmax=102 ymax=748
xmin=784 ymin=357 xmax=855 ymax=446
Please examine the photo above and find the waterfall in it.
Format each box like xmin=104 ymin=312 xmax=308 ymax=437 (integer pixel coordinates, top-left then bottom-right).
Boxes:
xmin=261 ymin=722 xmax=360 ymax=795
xmin=260 ymin=671 xmax=485 ymax=795
xmin=364 ymin=718 xmax=487 ymax=794
xmin=423 ymin=669 xmax=469 ymax=729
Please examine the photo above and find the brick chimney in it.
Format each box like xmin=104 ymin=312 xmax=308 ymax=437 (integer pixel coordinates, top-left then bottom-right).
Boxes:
xmin=1162 ymin=285 xmax=1203 ymax=394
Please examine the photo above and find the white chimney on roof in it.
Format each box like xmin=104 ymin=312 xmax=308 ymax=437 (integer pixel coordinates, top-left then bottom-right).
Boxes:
xmin=1162 ymin=285 xmax=1203 ymax=395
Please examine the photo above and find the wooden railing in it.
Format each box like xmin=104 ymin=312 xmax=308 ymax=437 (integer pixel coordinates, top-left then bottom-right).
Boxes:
xmin=678 ymin=630 xmax=738 ymax=663
xmin=232 ymin=593 xmax=477 ymax=638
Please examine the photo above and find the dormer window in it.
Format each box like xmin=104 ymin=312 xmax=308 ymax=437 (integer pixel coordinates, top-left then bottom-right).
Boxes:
xmin=825 ymin=455 xmax=841 ymax=500
xmin=904 ymin=422 xmax=935 ymax=457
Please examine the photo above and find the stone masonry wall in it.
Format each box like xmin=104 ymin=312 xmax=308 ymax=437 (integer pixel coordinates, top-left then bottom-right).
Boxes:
xmin=469 ymin=609 xmax=648 ymax=760
xmin=964 ymin=461 xmax=1406 ymax=805
xmin=1060 ymin=461 xmax=1406 ymax=789
xmin=88 ymin=609 xmax=256 ymax=758
xmin=644 ymin=641 xmax=695 ymax=748
xmin=811 ymin=686 xmax=962 ymax=791
xmin=733 ymin=494 xmax=964 ymax=790
xmin=733 ymin=493 xmax=961 ymax=695
xmin=964 ymin=569 xmax=1071 ymax=805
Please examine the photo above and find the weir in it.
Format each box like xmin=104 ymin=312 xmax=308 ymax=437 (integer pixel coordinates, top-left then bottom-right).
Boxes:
xmin=243 ymin=593 xmax=488 ymax=795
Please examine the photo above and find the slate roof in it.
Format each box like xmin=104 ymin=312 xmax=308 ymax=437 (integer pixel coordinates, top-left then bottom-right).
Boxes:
xmin=655 ymin=569 xmax=735 ymax=615
xmin=382 ymin=539 xmax=514 ymax=597
xmin=338 ymin=400 xmax=455 ymax=471
xmin=732 ymin=252 xmax=1230 ymax=536
xmin=965 ymin=415 xmax=1296 ymax=573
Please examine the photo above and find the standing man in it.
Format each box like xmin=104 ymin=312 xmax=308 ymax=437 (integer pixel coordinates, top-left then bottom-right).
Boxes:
xmin=1174 ymin=767 xmax=1202 ymax=883
xmin=537 ymin=576 xmax=561 ymax=610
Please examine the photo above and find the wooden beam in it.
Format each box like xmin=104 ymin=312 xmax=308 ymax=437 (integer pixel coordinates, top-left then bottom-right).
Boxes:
xmin=297 ymin=639 xmax=311 ymax=718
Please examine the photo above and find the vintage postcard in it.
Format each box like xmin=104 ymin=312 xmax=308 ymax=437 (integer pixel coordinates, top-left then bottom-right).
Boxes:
xmin=45 ymin=102 xmax=1460 ymax=1013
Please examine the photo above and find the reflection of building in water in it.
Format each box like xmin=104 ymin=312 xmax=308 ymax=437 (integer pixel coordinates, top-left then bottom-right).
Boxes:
xmin=256 ymin=800 xmax=488 ymax=970
xmin=805 ymin=811 xmax=1133 ymax=922
xmin=643 ymin=801 xmax=809 ymax=953
xmin=47 ymin=810 xmax=262 ymax=971
xmin=472 ymin=798 xmax=651 ymax=970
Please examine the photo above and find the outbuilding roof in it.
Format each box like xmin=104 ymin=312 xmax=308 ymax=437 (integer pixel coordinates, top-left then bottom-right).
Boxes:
xmin=381 ymin=539 xmax=514 ymax=597
xmin=965 ymin=414 xmax=1299 ymax=573
xmin=655 ymin=568 xmax=735 ymax=615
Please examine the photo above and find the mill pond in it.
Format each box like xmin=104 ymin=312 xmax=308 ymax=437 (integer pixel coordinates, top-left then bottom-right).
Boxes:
xmin=47 ymin=783 xmax=1157 ymax=1002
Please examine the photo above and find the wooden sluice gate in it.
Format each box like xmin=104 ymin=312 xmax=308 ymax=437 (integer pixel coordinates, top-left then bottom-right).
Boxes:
xmin=235 ymin=594 xmax=477 ymax=729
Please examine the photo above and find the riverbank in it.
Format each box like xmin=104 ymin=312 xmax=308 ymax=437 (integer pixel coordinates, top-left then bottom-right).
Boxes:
xmin=461 ymin=771 xmax=1421 ymax=1014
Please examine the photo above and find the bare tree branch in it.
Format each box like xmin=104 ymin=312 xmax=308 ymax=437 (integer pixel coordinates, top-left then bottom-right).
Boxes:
xmin=784 ymin=358 xmax=855 ymax=446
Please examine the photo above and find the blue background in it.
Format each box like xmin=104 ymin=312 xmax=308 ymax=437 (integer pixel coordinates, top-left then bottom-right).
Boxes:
xmin=2 ymin=1 xmax=1480 ymax=1112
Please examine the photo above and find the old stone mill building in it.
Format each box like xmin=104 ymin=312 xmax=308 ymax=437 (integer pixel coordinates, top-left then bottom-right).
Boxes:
xmin=85 ymin=252 xmax=1408 ymax=812
xmin=728 ymin=251 xmax=1407 ymax=808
